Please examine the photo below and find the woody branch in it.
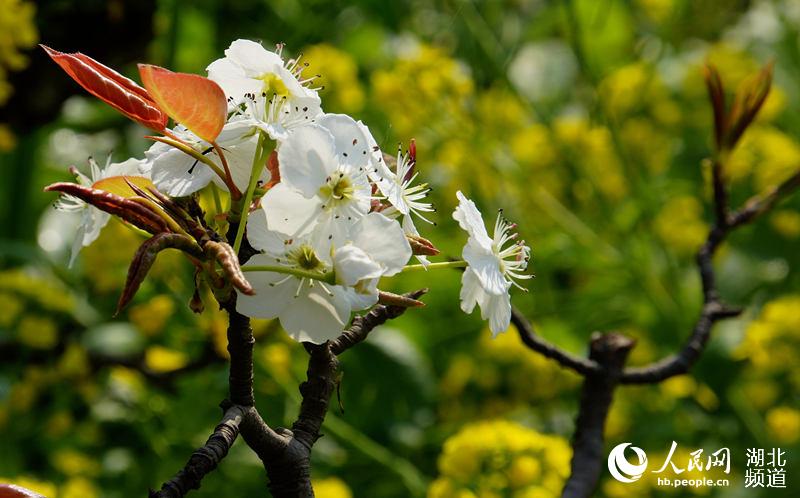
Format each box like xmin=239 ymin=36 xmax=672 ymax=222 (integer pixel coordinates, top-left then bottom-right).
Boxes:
xmin=510 ymin=63 xmax=800 ymax=498
xmin=149 ymin=206 xmax=427 ymax=497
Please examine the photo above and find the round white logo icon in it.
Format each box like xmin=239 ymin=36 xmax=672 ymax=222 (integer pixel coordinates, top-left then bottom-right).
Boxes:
xmin=608 ymin=443 xmax=648 ymax=483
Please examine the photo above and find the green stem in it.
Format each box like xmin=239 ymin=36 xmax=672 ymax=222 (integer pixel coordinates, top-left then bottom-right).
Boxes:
xmin=233 ymin=132 xmax=268 ymax=255
xmin=242 ymin=265 xmax=336 ymax=285
xmin=211 ymin=184 xmax=223 ymax=216
xmin=401 ymin=260 xmax=467 ymax=273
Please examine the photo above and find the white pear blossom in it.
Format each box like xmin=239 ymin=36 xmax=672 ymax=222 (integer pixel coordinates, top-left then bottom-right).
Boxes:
xmin=238 ymin=211 xmax=411 ymax=343
xmin=452 ymin=191 xmax=531 ymax=336
xmin=207 ymin=39 xmax=321 ymax=141
xmin=260 ymin=114 xmax=375 ymax=246
xmin=369 ymin=140 xmax=435 ymax=265
xmin=146 ymin=119 xmax=266 ymax=197
xmin=54 ymin=156 xmax=150 ymax=266
xmin=371 ymin=141 xmax=434 ymax=232
xmin=348 ymin=118 xmax=434 ymax=264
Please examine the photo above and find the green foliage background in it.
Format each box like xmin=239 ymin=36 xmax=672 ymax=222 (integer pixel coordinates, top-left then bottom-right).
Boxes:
xmin=0 ymin=0 xmax=798 ymax=497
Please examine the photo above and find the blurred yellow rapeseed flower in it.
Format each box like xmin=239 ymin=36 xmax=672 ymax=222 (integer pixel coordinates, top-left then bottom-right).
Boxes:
xmin=727 ymin=126 xmax=800 ymax=188
xmin=766 ymin=406 xmax=800 ymax=444
xmin=510 ymin=124 xmax=557 ymax=170
xmin=429 ymin=420 xmax=570 ymax=498
xmin=302 ymin=44 xmax=364 ymax=113
xmin=60 ymin=476 xmax=99 ymax=498
xmin=17 ymin=315 xmax=59 ymax=350
xmin=144 ymin=346 xmax=189 ymax=373
xmin=0 ymin=0 xmax=36 ymax=98
xmin=0 ymin=291 xmax=23 ymax=327
xmin=372 ymin=44 xmax=473 ymax=138
xmin=736 ymin=295 xmax=800 ymax=374
xmin=634 ymin=0 xmax=678 ymax=24
xmin=312 ymin=477 xmax=353 ymax=498
xmin=476 ymin=87 xmax=527 ymax=135
xmin=553 ymin=116 xmax=628 ymax=201
xmin=0 ymin=269 xmax=75 ymax=314
xmin=654 ymin=195 xmax=708 ymax=256
xmin=600 ymin=63 xmax=657 ymax=117
xmin=260 ymin=342 xmax=293 ymax=382
xmin=770 ymin=210 xmax=800 ymax=239
xmin=53 ymin=450 xmax=100 ymax=477
xmin=129 ymin=295 xmax=175 ymax=336
xmin=0 ymin=0 xmax=37 ymax=151
xmin=620 ymin=118 xmax=673 ymax=174
xmin=439 ymin=325 xmax=577 ymax=421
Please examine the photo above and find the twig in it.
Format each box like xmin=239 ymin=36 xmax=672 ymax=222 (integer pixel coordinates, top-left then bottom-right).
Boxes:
xmin=512 ymin=148 xmax=800 ymax=495
xmin=509 ymin=308 xmax=601 ymax=376
xmin=330 ymin=288 xmax=429 ymax=355
xmin=620 ymin=169 xmax=800 ymax=384
xmin=729 ymin=169 xmax=800 ymax=228
xmin=712 ymin=158 xmax=730 ymax=227
xmin=149 ymin=404 xmax=245 ymax=498
xmin=620 ymin=301 xmax=739 ymax=384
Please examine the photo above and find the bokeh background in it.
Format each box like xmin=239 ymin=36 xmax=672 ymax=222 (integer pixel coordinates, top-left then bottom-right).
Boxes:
xmin=1 ymin=0 xmax=799 ymax=497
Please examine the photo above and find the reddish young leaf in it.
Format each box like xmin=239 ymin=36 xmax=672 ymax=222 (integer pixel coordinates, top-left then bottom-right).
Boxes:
xmin=41 ymin=45 xmax=167 ymax=132
xmin=117 ymin=233 xmax=204 ymax=314
xmin=138 ymin=64 xmax=227 ymax=142
xmin=45 ymin=182 xmax=168 ymax=234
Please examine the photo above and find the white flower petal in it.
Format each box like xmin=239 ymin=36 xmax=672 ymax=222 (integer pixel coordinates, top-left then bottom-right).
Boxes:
xmin=479 ymin=290 xmax=511 ymax=337
xmin=280 ymin=284 xmax=351 ymax=343
xmin=236 ymin=255 xmax=297 ymax=318
xmin=246 ymin=207 xmax=288 ymax=254
xmin=149 ymin=147 xmax=216 ymax=197
xmin=315 ymin=114 xmax=372 ymax=168
xmin=225 ymin=39 xmax=283 ymax=77
xmin=402 ymin=215 xmax=429 ymax=266
xmin=343 ymin=279 xmax=379 ymax=310
xmin=105 ymin=158 xmax=149 ymax=177
xmin=206 ymin=58 xmax=260 ymax=105
xmin=68 ymin=222 xmax=87 ymax=268
xmin=209 ymin=134 xmax=264 ymax=193
xmin=463 ymin=240 xmax=508 ymax=295
xmin=261 ymin=183 xmax=323 ymax=237
xmin=453 ymin=191 xmax=492 ymax=249
xmin=351 ymin=213 xmax=412 ymax=276
xmin=217 ymin=118 xmax=259 ymax=145
xmin=277 ymin=125 xmax=338 ymax=197
xmin=334 ymin=245 xmax=382 ymax=286
xmin=459 ymin=268 xmax=483 ymax=315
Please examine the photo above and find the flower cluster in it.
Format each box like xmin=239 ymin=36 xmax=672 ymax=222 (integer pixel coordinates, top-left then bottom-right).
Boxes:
xmin=428 ymin=420 xmax=571 ymax=498
xmin=47 ymin=39 xmax=531 ymax=343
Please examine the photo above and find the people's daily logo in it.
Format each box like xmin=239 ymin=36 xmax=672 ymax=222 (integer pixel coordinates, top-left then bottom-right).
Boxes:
xmin=608 ymin=443 xmax=648 ymax=483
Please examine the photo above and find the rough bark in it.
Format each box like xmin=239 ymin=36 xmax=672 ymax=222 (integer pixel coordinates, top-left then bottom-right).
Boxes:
xmin=561 ymin=333 xmax=634 ymax=498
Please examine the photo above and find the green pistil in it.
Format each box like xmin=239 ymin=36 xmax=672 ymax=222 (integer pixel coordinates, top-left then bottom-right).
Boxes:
xmin=320 ymin=173 xmax=354 ymax=205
